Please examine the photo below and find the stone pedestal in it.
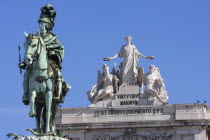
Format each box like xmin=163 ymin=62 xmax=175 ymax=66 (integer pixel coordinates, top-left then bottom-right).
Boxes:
xmin=94 ymin=85 xmax=164 ymax=107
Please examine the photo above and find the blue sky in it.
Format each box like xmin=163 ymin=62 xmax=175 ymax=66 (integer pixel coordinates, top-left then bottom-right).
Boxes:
xmin=0 ymin=0 xmax=210 ymax=139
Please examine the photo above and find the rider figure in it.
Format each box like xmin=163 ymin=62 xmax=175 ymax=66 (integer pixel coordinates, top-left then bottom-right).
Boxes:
xmin=19 ymin=4 xmax=71 ymax=105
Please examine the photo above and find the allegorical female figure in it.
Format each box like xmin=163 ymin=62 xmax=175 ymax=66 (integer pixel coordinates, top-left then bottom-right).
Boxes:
xmin=104 ymin=36 xmax=154 ymax=86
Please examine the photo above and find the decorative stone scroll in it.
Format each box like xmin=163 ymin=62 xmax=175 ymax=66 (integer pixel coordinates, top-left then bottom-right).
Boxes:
xmin=94 ymin=128 xmax=173 ymax=140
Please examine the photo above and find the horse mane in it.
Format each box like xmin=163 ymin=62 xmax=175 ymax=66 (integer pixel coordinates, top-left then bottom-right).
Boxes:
xmin=27 ymin=33 xmax=38 ymax=40
xmin=24 ymin=34 xmax=38 ymax=46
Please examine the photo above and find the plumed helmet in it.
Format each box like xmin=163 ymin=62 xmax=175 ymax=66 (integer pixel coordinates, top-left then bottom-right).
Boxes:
xmin=38 ymin=4 xmax=56 ymax=31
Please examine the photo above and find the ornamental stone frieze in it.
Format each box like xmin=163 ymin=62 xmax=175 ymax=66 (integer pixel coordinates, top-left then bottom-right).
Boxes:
xmin=93 ymin=128 xmax=173 ymax=140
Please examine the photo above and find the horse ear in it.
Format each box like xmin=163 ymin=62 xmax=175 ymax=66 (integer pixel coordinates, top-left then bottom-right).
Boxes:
xmin=24 ymin=31 xmax=29 ymax=38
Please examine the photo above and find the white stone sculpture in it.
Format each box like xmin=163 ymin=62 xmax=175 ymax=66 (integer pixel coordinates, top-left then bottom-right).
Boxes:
xmin=87 ymin=64 xmax=119 ymax=104
xmin=139 ymin=65 xmax=168 ymax=104
xmin=104 ymin=36 xmax=154 ymax=86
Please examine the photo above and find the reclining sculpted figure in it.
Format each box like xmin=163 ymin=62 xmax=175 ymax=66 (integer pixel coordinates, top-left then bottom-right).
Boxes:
xmin=138 ymin=65 xmax=168 ymax=104
xmin=87 ymin=64 xmax=119 ymax=104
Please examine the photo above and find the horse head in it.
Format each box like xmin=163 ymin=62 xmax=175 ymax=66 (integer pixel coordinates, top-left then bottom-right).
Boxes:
xmin=24 ymin=32 xmax=45 ymax=66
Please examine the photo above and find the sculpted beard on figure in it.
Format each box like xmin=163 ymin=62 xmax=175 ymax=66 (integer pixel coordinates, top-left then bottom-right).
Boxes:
xmin=144 ymin=65 xmax=168 ymax=103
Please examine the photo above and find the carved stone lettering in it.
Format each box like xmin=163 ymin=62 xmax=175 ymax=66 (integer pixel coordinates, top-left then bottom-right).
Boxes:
xmin=94 ymin=108 xmax=163 ymax=117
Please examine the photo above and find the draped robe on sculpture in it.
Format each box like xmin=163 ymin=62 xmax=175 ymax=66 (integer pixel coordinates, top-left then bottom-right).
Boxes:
xmin=118 ymin=44 xmax=141 ymax=85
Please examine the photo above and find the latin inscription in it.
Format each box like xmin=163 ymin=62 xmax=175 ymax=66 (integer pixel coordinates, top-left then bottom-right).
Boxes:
xmin=117 ymin=94 xmax=141 ymax=99
xmin=94 ymin=108 xmax=164 ymax=117
xmin=117 ymin=94 xmax=142 ymax=106
xmin=120 ymin=100 xmax=138 ymax=105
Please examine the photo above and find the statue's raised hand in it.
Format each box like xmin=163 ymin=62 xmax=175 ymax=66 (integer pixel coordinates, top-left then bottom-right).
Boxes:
xmin=103 ymin=57 xmax=111 ymax=61
xmin=146 ymin=56 xmax=155 ymax=60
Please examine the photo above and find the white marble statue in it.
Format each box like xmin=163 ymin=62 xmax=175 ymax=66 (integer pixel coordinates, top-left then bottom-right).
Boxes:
xmin=104 ymin=36 xmax=154 ymax=86
xmin=87 ymin=64 xmax=119 ymax=104
xmin=139 ymin=65 xmax=168 ymax=103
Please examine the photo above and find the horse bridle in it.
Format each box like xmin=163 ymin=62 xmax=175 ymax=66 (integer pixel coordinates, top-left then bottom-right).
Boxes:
xmin=25 ymin=37 xmax=47 ymax=70
xmin=26 ymin=37 xmax=42 ymax=60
